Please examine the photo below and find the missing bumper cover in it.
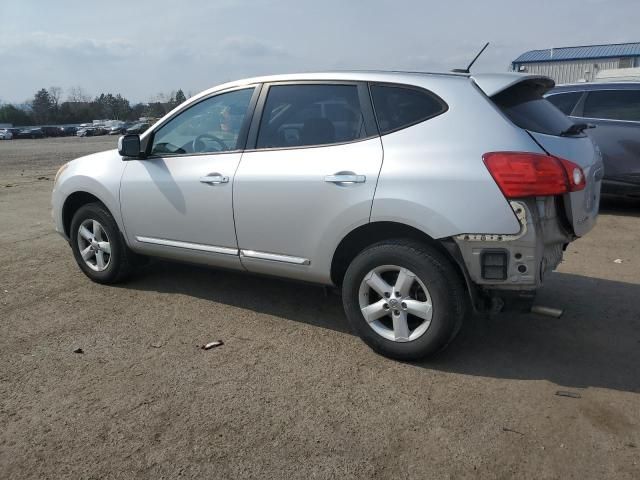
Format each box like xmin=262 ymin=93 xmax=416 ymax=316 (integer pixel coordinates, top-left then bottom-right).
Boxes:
xmin=481 ymin=250 xmax=508 ymax=280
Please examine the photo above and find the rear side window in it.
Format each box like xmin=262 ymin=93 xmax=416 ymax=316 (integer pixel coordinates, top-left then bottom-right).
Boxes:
xmin=583 ymin=90 xmax=640 ymax=122
xmin=546 ymin=92 xmax=582 ymax=115
xmin=370 ymin=85 xmax=446 ymax=134
xmin=492 ymin=82 xmax=574 ymax=136
xmin=256 ymin=84 xmax=367 ymax=149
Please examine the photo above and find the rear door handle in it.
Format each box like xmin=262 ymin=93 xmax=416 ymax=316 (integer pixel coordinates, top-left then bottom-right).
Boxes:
xmin=199 ymin=174 xmax=229 ymax=185
xmin=324 ymin=174 xmax=366 ymax=184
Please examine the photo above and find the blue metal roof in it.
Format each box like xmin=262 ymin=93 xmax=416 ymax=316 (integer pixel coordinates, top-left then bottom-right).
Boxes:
xmin=513 ymin=42 xmax=640 ymax=64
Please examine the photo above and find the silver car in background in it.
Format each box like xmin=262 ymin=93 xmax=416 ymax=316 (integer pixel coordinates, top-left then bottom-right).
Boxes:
xmin=0 ymin=128 xmax=13 ymax=140
xmin=52 ymin=71 xmax=602 ymax=359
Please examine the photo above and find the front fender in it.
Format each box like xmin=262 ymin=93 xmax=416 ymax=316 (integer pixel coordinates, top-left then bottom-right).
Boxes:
xmin=52 ymin=149 xmax=127 ymax=239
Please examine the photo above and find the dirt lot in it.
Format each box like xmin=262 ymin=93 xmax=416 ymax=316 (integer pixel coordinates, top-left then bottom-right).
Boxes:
xmin=1 ymin=136 xmax=639 ymax=479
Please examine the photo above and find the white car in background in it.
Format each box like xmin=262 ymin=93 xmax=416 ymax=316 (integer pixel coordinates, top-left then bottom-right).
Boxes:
xmin=0 ymin=129 xmax=13 ymax=140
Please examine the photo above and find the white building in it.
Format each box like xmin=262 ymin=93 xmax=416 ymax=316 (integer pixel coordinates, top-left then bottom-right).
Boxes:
xmin=511 ymin=42 xmax=640 ymax=84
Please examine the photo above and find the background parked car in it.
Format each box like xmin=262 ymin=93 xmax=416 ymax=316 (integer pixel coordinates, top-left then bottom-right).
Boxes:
xmin=41 ymin=126 xmax=63 ymax=137
xmin=546 ymin=82 xmax=640 ymax=196
xmin=108 ymin=124 xmax=129 ymax=135
xmin=0 ymin=128 xmax=13 ymax=140
xmin=126 ymin=122 xmax=150 ymax=134
xmin=76 ymin=127 xmax=96 ymax=137
xmin=15 ymin=128 xmax=45 ymax=139
xmin=60 ymin=126 xmax=78 ymax=136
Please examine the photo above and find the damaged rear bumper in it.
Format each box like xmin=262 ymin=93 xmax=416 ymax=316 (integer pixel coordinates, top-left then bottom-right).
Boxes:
xmin=452 ymin=197 xmax=572 ymax=311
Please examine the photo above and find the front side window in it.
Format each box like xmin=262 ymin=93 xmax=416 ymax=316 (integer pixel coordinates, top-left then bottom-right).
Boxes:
xmin=256 ymin=84 xmax=367 ymax=149
xmin=546 ymin=92 xmax=582 ymax=115
xmin=583 ymin=90 xmax=640 ymax=122
xmin=151 ymin=88 xmax=254 ymax=156
xmin=370 ymin=85 xmax=447 ymax=134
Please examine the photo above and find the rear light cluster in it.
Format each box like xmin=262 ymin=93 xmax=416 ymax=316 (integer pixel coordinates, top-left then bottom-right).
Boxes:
xmin=483 ymin=152 xmax=586 ymax=199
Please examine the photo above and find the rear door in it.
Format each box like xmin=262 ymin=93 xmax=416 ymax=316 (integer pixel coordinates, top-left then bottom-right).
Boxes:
xmin=233 ymin=82 xmax=382 ymax=283
xmin=488 ymin=79 xmax=604 ymax=236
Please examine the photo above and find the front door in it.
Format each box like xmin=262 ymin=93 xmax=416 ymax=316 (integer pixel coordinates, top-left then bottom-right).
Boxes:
xmin=233 ymin=82 xmax=383 ymax=283
xmin=120 ymin=86 xmax=257 ymax=268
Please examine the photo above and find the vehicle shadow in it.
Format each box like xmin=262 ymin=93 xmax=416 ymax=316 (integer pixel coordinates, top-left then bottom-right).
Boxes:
xmin=124 ymin=262 xmax=640 ymax=394
xmin=600 ymin=194 xmax=640 ymax=218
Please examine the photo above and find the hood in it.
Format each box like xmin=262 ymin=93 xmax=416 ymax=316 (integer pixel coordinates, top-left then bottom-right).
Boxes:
xmin=70 ymin=148 xmax=120 ymax=167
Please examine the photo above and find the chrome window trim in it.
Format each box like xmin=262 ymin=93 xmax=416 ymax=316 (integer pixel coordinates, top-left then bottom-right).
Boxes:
xmin=240 ymin=249 xmax=311 ymax=265
xmin=135 ymin=236 xmax=238 ymax=255
xmin=575 ymin=115 xmax=640 ymax=125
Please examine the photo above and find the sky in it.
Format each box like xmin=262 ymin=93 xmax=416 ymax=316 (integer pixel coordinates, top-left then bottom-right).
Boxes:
xmin=1 ymin=0 xmax=638 ymax=104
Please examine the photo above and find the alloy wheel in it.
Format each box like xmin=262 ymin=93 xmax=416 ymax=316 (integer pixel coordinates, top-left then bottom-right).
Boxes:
xmin=358 ymin=265 xmax=433 ymax=342
xmin=77 ymin=219 xmax=112 ymax=272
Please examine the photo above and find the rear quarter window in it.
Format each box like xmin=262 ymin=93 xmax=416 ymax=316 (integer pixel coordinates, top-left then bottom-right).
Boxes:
xmin=370 ymin=85 xmax=447 ymax=134
xmin=492 ymin=82 xmax=574 ymax=136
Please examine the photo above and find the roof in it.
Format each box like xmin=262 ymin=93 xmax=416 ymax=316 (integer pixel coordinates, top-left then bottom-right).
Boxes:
xmin=513 ymin=42 xmax=640 ymax=64
xmin=193 ymin=70 xmax=471 ymax=99
xmin=194 ymin=71 xmax=553 ymax=100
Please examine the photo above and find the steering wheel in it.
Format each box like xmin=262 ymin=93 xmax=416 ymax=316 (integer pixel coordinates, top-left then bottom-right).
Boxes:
xmin=192 ymin=134 xmax=228 ymax=153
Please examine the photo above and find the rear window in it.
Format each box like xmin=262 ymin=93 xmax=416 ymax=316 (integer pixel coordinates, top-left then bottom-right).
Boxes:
xmin=492 ymin=82 xmax=574 ymax=136
xmin=546 ymin=92 xmax=582 ymax=115
xmin=583 ymin=90 xmax=640 ymax=122
xmin=370 ymin=85 xmax=446 ymax=134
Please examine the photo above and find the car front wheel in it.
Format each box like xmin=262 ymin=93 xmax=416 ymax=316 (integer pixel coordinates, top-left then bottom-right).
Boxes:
xmin=342 ymin=240 xmax=466 ymax=360
xmin=70 ymin=203 xmax=133 ymax=284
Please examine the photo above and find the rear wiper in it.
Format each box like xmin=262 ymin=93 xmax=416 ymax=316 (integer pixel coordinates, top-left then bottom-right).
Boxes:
xmin=560 ymin=123 xmax=595 ymax=136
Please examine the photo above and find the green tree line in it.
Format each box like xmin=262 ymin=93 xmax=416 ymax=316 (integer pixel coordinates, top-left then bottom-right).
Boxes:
xmin=0 ymin=87 xmax=187 ymax=126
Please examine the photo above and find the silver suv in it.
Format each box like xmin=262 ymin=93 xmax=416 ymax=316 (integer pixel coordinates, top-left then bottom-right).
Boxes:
xmin=52 ymin=71 xmax=602 ymax=360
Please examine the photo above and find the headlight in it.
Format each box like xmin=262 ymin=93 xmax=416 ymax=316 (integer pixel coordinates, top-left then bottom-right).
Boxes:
xmin=54 ymin=163 xmax=69 ymax=186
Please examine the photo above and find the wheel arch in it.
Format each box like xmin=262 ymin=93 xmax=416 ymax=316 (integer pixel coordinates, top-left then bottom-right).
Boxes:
xmin=62 ymin=191 xmax=109 ymax=238
xmin=332 ymin=222 xmax=449 ymax=283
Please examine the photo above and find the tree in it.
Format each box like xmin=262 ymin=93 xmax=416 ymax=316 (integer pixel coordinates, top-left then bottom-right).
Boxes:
xmin=175 ymin=89 xmax=186 ymax=105
xmin=67 ymin=86 xmax=90 ymax=103
xmin=31 ymin=89 xmax=54 ymax=124
xmin=48 ymin=87 xmax=62 ymax=109
xmin=0 ymin=104 xmax=32 ymax=126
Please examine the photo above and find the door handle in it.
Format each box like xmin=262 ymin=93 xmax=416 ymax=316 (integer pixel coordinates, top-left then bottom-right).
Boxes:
xmin=199 ymin=174 xmax=229 ymax=185
xmin=324 ymin=174 xmax=366 ymax=184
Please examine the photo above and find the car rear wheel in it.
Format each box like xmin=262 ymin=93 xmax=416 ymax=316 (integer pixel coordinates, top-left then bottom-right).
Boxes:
xmin=342 ymin=240 xmax=466 ymax=360
xmin=70 ymin=203 xmax=133 ymax=284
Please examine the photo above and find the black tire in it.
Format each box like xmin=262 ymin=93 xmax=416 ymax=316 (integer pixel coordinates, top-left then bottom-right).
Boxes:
xmin=70 ymin=202 xmax=133 ymax=284
xmin=342 ymin=240 xmax=467 ymax=361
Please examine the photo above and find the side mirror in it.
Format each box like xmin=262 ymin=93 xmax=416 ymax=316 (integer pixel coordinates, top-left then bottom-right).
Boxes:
xmin=118 ymin=134 xmax=141 ymax=158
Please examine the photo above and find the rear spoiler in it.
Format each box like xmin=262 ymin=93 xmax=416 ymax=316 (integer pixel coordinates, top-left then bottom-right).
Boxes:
xmin=471 ymin=73 xmax=555 ymax=97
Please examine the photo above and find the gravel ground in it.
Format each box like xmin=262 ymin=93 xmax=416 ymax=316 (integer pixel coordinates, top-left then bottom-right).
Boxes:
xmin=1 ymin=136 xmax=639 ymax=479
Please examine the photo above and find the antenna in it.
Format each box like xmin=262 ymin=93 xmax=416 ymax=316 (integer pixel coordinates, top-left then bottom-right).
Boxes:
xmin=451 ymin=42 xmax=490 ymax=74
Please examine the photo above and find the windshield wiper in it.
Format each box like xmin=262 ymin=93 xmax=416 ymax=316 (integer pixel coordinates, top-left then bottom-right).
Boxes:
xmin=560 ymin=123 xmax=595 ymax=136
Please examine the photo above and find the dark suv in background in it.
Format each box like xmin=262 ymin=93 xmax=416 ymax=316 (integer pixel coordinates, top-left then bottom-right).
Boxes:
xmin=546 ymin=82 xmax=640 ymax=196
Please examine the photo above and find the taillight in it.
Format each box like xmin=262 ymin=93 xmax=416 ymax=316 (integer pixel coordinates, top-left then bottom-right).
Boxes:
xmin=482 ymin=152 xmax=586 ymax=199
